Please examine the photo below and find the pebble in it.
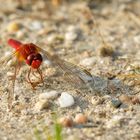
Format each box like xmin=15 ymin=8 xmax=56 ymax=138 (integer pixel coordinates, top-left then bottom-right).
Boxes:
xmin=59 ymin=116 xmax=73 ymax=127
xmin=29 ymin=21 xmax=43 ymax=31
xmin=58 ymin=92 xmax=75 ymax=108
xmin=16 ymin=30 xmax=25 ymax=39
xmin=4 ymin=51 xmax=11 ymax=57
xmin=131 ymin=96 xmax=140 ymax=104
xmin=43 ymin=59 xmax=52 ymax=66
xmin=80 ymin=57 xmax=96 ymax=66
xmin=35 ymin=100 xmax=49 ymax=111
xmin=111 ymin=99 xmax=122 ymax=108
xmin=7 ymin=71 xmax=14 ymax=77
xmin=7 ymin=21 xmax=21 ymax=33
xmin=119 ymin=95 xmax=131 ymax=104
xmin=47 ymin=34 xmax=57 ymax=43
xmin=65 ymin=31 xmax=78 ymax=42
xmin=39 ymin=90 xmax=59 ymax=100
xmin=106 ymin=115 xmax=123 ymax=128
xmin=91 ymin=96 xmax=104 ymax=106
xmin=74 ymin=113 xmax=88 ymax=124
xmin=65 ymin=26 xmax=79 ymax=42
xmin=119 ymin=103 xmax=128 ymax=109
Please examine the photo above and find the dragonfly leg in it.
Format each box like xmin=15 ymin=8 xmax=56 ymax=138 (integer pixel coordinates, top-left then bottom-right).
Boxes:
xmin=26 ymin=68 xmax=41 ymax=89
xmin=26 ymin=67 xmax=35 ymax=89
xmin=37 ymin=68 xmax=44 ymax=86
xmin=8 ymin=60 xmax=21 ymax=110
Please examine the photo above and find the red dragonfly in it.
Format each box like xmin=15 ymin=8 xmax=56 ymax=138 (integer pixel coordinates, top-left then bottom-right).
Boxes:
xmin=0 ymin=39 xmax=94 ymax=109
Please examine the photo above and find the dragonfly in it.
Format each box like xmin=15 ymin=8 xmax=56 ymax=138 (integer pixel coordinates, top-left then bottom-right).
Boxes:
xmin=0 ymin=38 xmax=94 ymax=109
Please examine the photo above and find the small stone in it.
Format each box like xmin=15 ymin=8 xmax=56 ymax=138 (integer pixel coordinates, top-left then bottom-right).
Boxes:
xmin=80 ymin=57 xmax=96 ymax=66
xmin=119 ymin=103 xmax=128 ymax=109
xmin=16 ymin=30 xmax=25 ymax=39
xmin=127 ymin=81 xmax=135 ymax=87
xmin=131 ymin=96 xmax=140 ymax=104
xmin=74 ymin=113 xmax=88 ymax=124
xmin=106 ymin=115 xmax=123 ymax=128
xmin=7 ymin=22 xmax=21 ymax=33
xmin=65 ymin=26 xmax=80 ymax=42
xmin=7 ymin=71 xmax=14 ymax=77
xmin=65 ymin=31 xmax=78 ymax=42
xmin=4 ymin=51 xmax=11 ymax=57
xmin=58 ymin=92 xmax=75 ymax=108
xmin=67 ymin=25 xmax=76 ymax=32
xmin=111 ymin=99 xmax=122 ymax=108
xmin=91 ymin=96 xmax=104 ymax=105
xmin=35 ymin=100 xmax=49 ymax=111
xmin=43 ymin=59 xmax=51 ymax=66
xmin=59 ymin=116 xmax=73 ymax=127
xmin=119 ymin=95 xmax=131 ymax=104
xmin=47 ymin=34 xmax=57 ymax=43
xmin=39 ymin=90 xmax=59 ymax=100
xmin=29 ymin=21 xmax=43 ymax=31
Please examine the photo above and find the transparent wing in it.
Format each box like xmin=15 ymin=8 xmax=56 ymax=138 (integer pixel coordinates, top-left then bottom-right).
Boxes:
xmin=37 ymin=46 xmax=94 ymax=89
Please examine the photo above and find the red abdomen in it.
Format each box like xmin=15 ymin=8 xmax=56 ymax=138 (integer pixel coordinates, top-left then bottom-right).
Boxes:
xmin=8 ymin=39 xmax=22 ymax=50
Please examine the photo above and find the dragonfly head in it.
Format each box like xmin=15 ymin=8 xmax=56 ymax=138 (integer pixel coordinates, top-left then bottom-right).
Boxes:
xmin=26 ymin=53 xmax=43 ymax=69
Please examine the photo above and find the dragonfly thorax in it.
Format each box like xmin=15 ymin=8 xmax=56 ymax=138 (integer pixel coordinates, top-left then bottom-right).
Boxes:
xmin=26 ymin=53 xmax=42 ymax=69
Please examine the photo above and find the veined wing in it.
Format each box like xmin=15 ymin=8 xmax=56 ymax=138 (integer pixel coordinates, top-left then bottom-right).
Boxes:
xmin=37 ymin=46 xmax=94 ymax=89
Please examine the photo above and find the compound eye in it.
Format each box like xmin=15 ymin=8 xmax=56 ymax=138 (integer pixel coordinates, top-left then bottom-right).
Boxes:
xmin=26 ymin=53 xmax=35 ymax=65
xmin=35 ymin=53 xmax=42 ymax=61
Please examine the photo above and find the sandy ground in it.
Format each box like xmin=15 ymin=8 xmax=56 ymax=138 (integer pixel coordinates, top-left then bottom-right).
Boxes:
xmin=0 ymin=0 xmax=140 ymax=140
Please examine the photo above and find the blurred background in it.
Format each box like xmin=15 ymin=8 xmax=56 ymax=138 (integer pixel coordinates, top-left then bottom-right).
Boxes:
xmin=0 ymin=0 xmax=140 ymax=65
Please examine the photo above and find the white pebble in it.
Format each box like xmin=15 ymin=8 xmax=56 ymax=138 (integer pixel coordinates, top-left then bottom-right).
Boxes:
xmin=7 ymin=71 xmax=14 ymax=77
xmin=39 ymin=90 xmax=59 ymax=100
xmin=65 ymin=32 xmax=77 ymax=42
xmin=91 ymin=96 xmax=103 ymax=105
xmin=43 ymin=59 xmax=52 ymax=66
xmin=4 ymin=51 xmax=11 ymax=57
xmin=106 ymin=115 xmax=123 ymax=128
xmin=58 ymin=92 xmax=75 ymax=108
xmin=67 ymin=25 xmax=76 ymax=32
xmin=29 ymin=21 xmax=43 ymax=31
xmin=80 ymin=57 xmax=96 ymax=66
xmin=47 ymin=34 xmax=56 ymax=43
xmin=16 ymin=30 xmax=24 ymax=39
